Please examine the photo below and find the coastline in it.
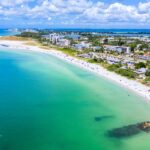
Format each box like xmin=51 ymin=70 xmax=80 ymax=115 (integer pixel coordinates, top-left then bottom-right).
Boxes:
xmin=0 ymin=40 xmax=150 ymax=101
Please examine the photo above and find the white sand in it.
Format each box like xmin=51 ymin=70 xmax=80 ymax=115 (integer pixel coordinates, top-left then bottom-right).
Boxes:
xmin=0 ymin=40 xmax=150 ymax=101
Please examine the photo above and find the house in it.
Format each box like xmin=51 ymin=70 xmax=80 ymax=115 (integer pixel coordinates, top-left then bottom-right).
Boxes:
xmin=135 ymin=68 xmax=147 ymax=79
xmin=138 ymin=55 xmax=150 ymax=61
xmin=91 ymin=46 xmax=102 ymax=52
xmin=127 ymin=62 xmax=135 ymax=70
xmin=80 ymin=41 xmax=91 ymax=48
xmin=73 ymin=44 xmax=84 ymax=50
xmin=106 ymin=56 xmax=120 ymax=64
xmin=136 ymin=68 xmax=147 ymax=74
xmin=80 ymin=36 xmax=88 ymax=41
xmin=73 ymin=42 xmax=91 ymax=51
xmin=65 ymin=33 xmax=80 ymax=40
xmin=129 ymin=36 xmax=150 ymax=43
xmin=100 ymin=38 xmax=109 ymax=44
xmin=78 ymin=53 xmax=92 ymax=59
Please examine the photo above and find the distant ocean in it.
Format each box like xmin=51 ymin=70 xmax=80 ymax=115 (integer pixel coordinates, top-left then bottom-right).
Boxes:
xmin=49 ymin=28 xmax=150 ymax=36
xmin=0 ymin=28 xmax=150 ymax=36
xmin=49 ymin=28 xmax=150 ymax=33
xmin=0 ymin=29 xmax=19 ymax=36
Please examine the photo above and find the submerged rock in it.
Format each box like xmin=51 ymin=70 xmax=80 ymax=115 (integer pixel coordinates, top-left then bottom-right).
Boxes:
xmin=138 ymin=122 xmax=150 ymax=132
xmin=108 ymin=124 xmax=140 ymax=138
xmin=108 ymin=121 xmax=150 ymax=138
xmin=94 ymin=115 xmax=113 ymax=122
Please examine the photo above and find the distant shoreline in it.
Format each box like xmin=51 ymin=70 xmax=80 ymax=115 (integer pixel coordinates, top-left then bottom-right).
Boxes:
xmin=0 ymin=40 xmax=150 ymax=102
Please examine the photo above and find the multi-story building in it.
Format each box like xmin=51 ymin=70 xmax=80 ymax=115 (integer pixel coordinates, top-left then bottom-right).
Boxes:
xmin=56 ymin=39 xmax=70 ymax=47
xmin=104 ymin=45 xmax=131 ymax=54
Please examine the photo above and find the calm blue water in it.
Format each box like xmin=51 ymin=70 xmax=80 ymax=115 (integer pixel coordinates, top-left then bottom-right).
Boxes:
xmin=1 ymin=28 xmax=150 ymax=37
xmin=0 ymin=29 xmax=19 ymax=36
xmin=0 ymin=47 xmax=150 ymax=150
xmin=49 ymin=29 xmax=150 ymax=33
xmin=49 ymin=29 xmax=150 ymax=37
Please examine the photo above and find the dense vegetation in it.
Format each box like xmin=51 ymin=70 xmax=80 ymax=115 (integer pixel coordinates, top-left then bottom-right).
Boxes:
xmin=19 ymin=32 xmax=41 ymax=39
xmin=107 ymin=64 xmax=136 ymax=79
xmin=135 ymin=62 xmax=146 ymax=69
xmin=116 ymin=69 xmax=136 ymax=79
xmin=109 ymin=38 xmax=126 ymax=46
xmin=145 ymin=70 xmax=150 ymax=76
xmin=107 ymin=64 xmax=121 ymax=71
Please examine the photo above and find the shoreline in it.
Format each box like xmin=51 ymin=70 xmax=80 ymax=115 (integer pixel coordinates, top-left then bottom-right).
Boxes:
xmin=0 ymin=40 xmax=150 ymax=101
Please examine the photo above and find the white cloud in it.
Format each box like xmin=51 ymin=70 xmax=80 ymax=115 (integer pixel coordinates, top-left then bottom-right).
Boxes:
xmin=0 ymin=0 xmax=150 ymax=27
xmin=47 ymin=17 xmax=52 ymax=20
xmin=80 ymin=2 xmax=150 ymax=23
xmin=0 ymin=0 xmax=33 ymax=6
xmin=138 ymin=1 xmax=150 ymax=13
xmin=105 ymin=3 xmax=142 ymax=22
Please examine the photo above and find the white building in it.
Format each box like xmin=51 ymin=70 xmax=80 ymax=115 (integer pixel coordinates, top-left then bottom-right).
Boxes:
xmin=106 ymin=56 xmax=120 ymax=64
xmin=104 ymin=45 xmax=131 ymax=54
xmin=42 ymin=33 xmax=63 ymax=44
xmin=129 ymin=36 xmax=150 ymax=43
xmin=136 ymin=68 xmax=147 ymax=74
xmin=23 ymin=29 xmax=38 ymax=33
xmin=49 ymin=33 xmax=62 ymax=44
xmin=73 ymin=44 xmax=85 ymax=50
xmin=91 ymin=46 xmax=102 ymax=51
xmin=74 ymin=41 xmax=91 ymax=51
xmin=57 ymin=39 xmax=70 ymax=47
xmin=125 ymin=47 xmax=131 ymax=54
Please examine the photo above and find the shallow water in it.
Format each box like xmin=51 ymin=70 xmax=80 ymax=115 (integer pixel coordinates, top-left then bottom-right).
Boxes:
xmin=0 ymin=47 xmax=150 ymax=150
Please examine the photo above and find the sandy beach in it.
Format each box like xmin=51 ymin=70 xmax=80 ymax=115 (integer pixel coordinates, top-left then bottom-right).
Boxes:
xmin=0 ymin=40 xmax=150 ymax=101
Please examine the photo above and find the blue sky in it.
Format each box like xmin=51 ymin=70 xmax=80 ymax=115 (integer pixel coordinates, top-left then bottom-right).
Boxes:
xmin=0 ymin=0 xmax=150 ymax=28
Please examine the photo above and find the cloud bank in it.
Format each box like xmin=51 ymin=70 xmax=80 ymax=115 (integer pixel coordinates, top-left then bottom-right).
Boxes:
xmin=0 ymin=0 xmax=150 ymax=28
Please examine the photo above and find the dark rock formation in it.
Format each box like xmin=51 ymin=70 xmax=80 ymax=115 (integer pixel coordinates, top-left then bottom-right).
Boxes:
xmin=108 ymin=121 xmax=150 ymax=138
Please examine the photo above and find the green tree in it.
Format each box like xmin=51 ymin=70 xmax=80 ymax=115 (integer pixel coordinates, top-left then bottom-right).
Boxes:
xmin=118 ymin=38 xmax=125 ymax=46
xmin=129 ymin=43 xmax=137 ymax=52
xmin=139 ymin=43 xmax=149 ymax=51
xmin=145 ymin=70 xmax=150 ymax=76
xmin=135 ymin=62 xmax=146 ymax=69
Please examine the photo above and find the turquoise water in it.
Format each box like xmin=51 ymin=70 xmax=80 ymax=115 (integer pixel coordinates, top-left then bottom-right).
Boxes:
xmin=0 ymin=47 xmax=150 ymax=150
xmin=0 ymin=29 xmax=19 ymax=36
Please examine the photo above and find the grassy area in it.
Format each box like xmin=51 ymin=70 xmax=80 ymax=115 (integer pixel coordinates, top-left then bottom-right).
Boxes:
xmin=116 ymin=69 xmax=136 ymax=79
xmin=87 ymin=59 xmax=98 ymax=63
xmin=142 ymin=77 xmax=150 ymax=86
xmin=56 ymin=47 xmax=77 ymax=56
xmin=107 ymin=64 xmax=136 ymax=79
xmin=107 ymin=64 xmax=121 ymax=71
xmin=47 ymin=44 xmax=78 ymax=56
